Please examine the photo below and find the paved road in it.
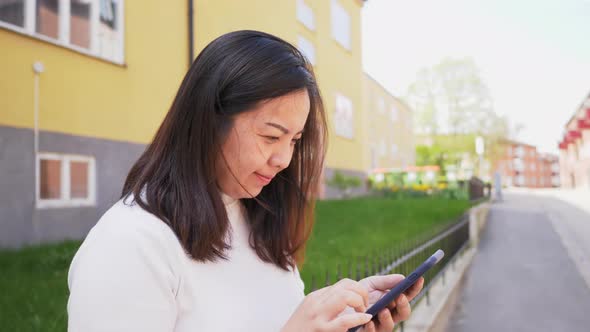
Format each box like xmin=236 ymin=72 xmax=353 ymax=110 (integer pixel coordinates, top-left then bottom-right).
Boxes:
xmin=446 ymin=193 xmax=590 ymax=332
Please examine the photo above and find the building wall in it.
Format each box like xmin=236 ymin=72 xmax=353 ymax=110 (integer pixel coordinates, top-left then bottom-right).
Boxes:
xmin=495 ymin=141 xmax=559 ymax=188
xmin=0 ymin=125 xmax=144 ymax=247
xmin=195 ymin=0 xmax=368 ymax=198
xmin=0 ymin=0 xmax=189 ymax=143
xmin=0 ymin=0 xmax=404 ymax=246
xmin=559 ymin=102 xmax=590 ymax=189
xmin=0 ymin=0 xmax=188 ymax=248
xmin=362 ymin=74 xmax=414 ymax=171
xmin=195 ymin=0 xmax=366 ymax=174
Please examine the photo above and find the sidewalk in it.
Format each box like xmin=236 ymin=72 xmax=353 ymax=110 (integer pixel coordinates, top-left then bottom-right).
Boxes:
xmin=445 ymin=193 xmax=590 ymax=332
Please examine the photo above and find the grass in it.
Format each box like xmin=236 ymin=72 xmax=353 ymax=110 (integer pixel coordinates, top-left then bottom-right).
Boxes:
xmin=0 ymin=240 xmax=81 ymax=332
xmin=300 ymin=196 xmax=472 ymax=292
xmin=0 ymin=196 xmax=471 ymax=331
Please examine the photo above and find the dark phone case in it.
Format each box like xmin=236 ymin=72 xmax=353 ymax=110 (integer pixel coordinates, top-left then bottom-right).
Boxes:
xmin=347 ymin=249 xmax=445 ymax=332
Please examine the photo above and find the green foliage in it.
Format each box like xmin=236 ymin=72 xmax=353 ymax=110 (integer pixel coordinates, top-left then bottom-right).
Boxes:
xmin=415 ymin=133 xmax=478 ymax=173
xmin=326 ymin=170 xmax=362 ymax=197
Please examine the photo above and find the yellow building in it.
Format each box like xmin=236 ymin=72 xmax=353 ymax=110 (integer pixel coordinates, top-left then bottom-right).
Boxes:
xmin=1 ymin=0 xmax=190 ymax=248
xmin=1 ymin=0 xmax=413 ymax=247
xmin=363 ymin=74 xmax=415 ymax=171
xmin=194 ymin=0 xmax=368 ymax=197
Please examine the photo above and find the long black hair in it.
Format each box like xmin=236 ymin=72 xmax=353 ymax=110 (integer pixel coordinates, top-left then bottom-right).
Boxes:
xmin=122 ymin=30 xmax=327 ymax=270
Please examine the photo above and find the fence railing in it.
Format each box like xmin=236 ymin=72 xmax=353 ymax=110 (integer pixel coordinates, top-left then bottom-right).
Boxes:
xmin=306 ymin=212 xmax=473 ymax=331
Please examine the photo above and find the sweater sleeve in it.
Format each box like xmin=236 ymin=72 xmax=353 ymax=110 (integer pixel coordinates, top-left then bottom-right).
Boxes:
xmin=67 ymin=203 xmax=184 ymax=332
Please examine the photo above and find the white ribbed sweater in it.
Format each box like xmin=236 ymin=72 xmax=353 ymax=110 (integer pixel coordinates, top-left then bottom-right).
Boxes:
xmin=67 ymin=195 xmax=305 ymax=331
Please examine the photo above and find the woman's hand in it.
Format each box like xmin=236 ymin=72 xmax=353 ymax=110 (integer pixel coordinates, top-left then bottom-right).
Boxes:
xmin=357 ymin=274 xmax=425 ymax=332
xmin=281 ymin=278 xmax=374 ymax=332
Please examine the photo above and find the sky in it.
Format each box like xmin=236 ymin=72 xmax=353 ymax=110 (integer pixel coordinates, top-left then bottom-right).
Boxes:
xmin=362 ymin=0 xmax=590 ymax=154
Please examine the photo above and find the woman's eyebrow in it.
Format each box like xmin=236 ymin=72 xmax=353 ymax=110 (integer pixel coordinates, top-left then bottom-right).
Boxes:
xmin=265 ymin=122 xmax=304 ymax=135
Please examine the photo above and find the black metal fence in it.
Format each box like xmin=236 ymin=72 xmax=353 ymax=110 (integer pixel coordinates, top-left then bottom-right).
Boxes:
xmin=306 ymin=213 xmax=473 ymax=331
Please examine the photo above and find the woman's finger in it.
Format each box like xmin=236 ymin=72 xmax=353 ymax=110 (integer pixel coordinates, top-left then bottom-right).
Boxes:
xmin=361 ymin=320 xmax=376 ymax=332
xmin=328 ymin=312 xmax=373 ymax=331
xmin=392 ymin=294 xmax=412 ymax=322
xmin=321 ymin=289 xmax=367 ymax=318
xmin=375 ymin=308 xmax=395 ymax=332
xmin=332 ymin=278 xmax=370 ymax=307
xmin=361 ymin=274 xmax=405 ymax=291
xmin=404 ymin=277 xmax=425 ymax=301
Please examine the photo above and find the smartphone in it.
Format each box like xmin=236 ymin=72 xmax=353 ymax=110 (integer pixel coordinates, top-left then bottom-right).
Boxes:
xmin=348 ymin=249 xmax=445 ymax=332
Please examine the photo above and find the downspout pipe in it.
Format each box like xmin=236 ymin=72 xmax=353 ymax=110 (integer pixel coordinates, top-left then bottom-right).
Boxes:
xmin=33 ymin=61 xmax=44 ymax=209
xmin=188 ymin=0 xmax=194 ymax=67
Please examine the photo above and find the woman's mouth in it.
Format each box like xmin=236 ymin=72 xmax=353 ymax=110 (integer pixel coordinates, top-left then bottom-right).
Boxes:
xmin=254 ymin=172 xmax=273 ymax=185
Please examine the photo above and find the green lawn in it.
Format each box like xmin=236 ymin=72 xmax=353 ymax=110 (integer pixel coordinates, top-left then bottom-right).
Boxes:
xmin=0 ymin=196 xmax=471 ymax=331
xmin=0 ymin=240 xmax=80 ymax=332
xmin=300 ymin=197 xmax=472 ymax=292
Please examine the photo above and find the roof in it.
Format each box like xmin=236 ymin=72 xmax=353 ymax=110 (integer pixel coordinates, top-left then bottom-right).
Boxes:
xmin=565 ymin=91 xmax=590 ymax=127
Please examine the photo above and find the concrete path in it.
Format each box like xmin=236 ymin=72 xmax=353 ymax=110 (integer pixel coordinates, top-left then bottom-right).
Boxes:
xmin=446 ymin=193 xmax=590 ymax=332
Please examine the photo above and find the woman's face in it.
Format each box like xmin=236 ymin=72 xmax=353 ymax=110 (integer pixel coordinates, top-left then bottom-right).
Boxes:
xmin=217 ymin=89 xmax=310 ymax=199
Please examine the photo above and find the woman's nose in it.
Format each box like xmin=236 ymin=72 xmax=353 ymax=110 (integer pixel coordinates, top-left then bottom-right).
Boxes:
xmin=269 ymin=144 xmax=293 ymax=170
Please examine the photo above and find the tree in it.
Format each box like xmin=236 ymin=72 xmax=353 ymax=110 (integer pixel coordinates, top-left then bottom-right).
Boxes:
xmin=405 ymin=58 xmax=519 ymax=178
xmin=406 ymin=68 xmax=439 ymax=135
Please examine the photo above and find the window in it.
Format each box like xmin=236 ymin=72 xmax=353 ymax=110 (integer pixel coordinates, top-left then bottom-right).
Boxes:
xmin=296 ymin=0 xmax=314 ymax=31
xmin=331 ymin=0 xmax=350 ymax=50
xmin=297 ymin=35 xmax=316 ymax=65
xmin=334 ymin=93 xmax=354 ymax=139
xmin=391 ymin=143 xmax=398 ymax=157
xmin=0 ymin=0 xmax=124 ymax=64
xmin=379 ymin=140 xmax=386 ymax=157
xmin=37 ymin=153 xmax=96 ymax=208
xmin=513 ymin=157 xmax=524 ymax=172
xmin=390 ymin=105 xmax=398 ymax=122
xmin=36 ymin=0 xmax=58 ymax=39
xmin=377 ymin=97 xmax=385 ymax=114
xmin=40 ymin=157 xmax=61 ymax=199
xmin=70 ymin=0 xmax=91 ymax=48
xmin=0 ymin=0 xmax=25 ymax=27
xmin=516 ymin=175 xmax=525 ymax=186
xmin=97 ymin=0 xmax=123 ymax=61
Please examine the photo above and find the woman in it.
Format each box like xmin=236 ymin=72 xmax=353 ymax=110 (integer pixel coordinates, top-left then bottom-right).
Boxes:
xmin=67 ymin=30 xmax=424 ymax=332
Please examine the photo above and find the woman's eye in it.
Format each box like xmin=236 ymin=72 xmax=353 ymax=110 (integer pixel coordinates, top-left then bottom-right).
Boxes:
xmin=264 ymin=136 xmax=279 ymax=142
xmin=291 ymin=138 xmax=301 ymax=145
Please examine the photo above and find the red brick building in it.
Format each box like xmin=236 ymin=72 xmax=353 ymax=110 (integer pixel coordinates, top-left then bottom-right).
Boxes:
xmin=558 ymin=93 xmax=590 ymax=189
xmin=494 ymin=141 xmax=560 ymax=188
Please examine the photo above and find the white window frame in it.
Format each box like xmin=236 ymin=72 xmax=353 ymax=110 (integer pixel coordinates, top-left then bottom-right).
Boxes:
xmin=390 ymin=105 xmax=399 ymax=122
xmin=331 ymin=0 xmax=351 ymax=50
xmin=36 ymin=152 xmax=96 ymax=209
xmin=296 ymin=0 xmax=315 ymax=31
xmin=0 ymin=0 xmax=125 ymax=64
xmin=334 ymin=92 xmax=354 ymax=139
xmin=297 ymin=35 xmax=316 ymax=65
